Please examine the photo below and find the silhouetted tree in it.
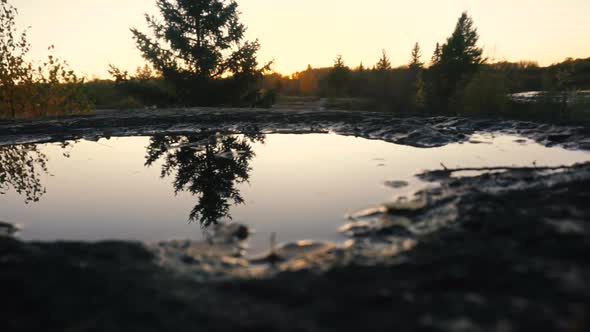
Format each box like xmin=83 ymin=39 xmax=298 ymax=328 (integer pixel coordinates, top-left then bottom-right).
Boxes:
xmin=404 ymin=43 xmax=425 ymax=111
xmin=412 ymin=71 xmax=426 ymax=110
xmin=334 ymin=55 xmax=345 ymax=69
xmin=431 ymin=43 xmax=442 ymax=66
xmin=131 ymin=0 xmax=271 ymax=105
xmin=107 ymin=63 xmax=175 ymax=107
xmin=135 ymin=64 xmax=155 ymax=81
xmin=372 ymin=50 xmax=394 ymax=108
xmin=409 ymin=43 xmax=424 ymax=70
xmin=107 ymin=64 xmax=130 ymax=83
xmin=323 ymin=55 xmax=351 ymax=97
xmin=145 ymin=132 xmax=264 ymax=227
xmin=430 ymin=12 xmax=484 ymax=112
xmin=439 ymin=12 xmax=484 ymax=74
xmin=376 ymin=49 xmax=392 ymax=71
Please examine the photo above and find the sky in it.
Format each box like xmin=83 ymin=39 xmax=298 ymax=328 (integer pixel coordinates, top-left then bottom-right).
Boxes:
xmin=11 ymin=0 xmax=590 ymax=78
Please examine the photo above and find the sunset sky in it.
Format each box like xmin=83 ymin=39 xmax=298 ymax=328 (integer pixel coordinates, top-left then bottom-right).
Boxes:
xmin=13 ymin=0 xmax=590 ymax=78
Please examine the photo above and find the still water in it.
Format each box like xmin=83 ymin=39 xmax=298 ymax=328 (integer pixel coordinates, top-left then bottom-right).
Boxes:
xmin=1 ymin=133 xmax=589 ymax=253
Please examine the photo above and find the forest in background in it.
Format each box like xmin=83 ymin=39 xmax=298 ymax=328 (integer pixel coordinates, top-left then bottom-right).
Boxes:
xmin=83 ymin=10 xmax=590 ymax=124
xmin=1 ymin=0 xmax=589 ymax=124
xmin=257 ymin=56 xmax=590 ymax=122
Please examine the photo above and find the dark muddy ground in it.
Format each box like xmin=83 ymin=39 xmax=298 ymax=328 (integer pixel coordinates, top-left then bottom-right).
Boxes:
xmin=1 ymin=109 xmax=589 ymax=331
xmin=1 ymin=108 xmax=589 ymax=150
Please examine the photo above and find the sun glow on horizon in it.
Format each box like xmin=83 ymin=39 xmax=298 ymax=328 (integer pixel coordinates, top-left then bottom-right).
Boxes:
xmin=11 ymin=0 xmax=590 ymax=78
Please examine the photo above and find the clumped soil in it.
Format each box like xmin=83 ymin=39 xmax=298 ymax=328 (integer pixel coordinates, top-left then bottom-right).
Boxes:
xmin=1 ymin=108 xmax=589 ymax=150
xmin=1 ymin=109 xmax=590 ymax=331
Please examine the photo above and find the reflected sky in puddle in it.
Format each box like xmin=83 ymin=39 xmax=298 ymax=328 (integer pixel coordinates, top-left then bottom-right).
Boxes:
xmin=1 ymin=133 xmax=589 ymax=253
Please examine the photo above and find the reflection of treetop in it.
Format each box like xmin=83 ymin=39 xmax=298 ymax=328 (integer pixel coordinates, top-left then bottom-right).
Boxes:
xmin=145 ymin=133 xmax=264 ymax=227
xmin=0 ymin=145 xmax=48 ymax=203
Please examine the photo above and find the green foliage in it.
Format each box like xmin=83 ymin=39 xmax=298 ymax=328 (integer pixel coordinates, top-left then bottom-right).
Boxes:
xmin=104 ymin=64 xmax=176 ymax=108
xmin=288 ymin=65 xmax=325 ymax=96
xmin=439 ymin=12 xmax=484 ymax=70
xmin=407 ymin=43 xmax=425 ymax=111
xmin=131 ymin=0 xmax=271 ymax=106
xmin=31 ymin=48 xmax=92 ymax=117
xmin=0 ymin=0 xmax=30 ymax=118
xmin=569 ymin=93 xmax=590 ymax=123
xmin=429 ymin=11 xmax=484 ymax=112
xmin=0 ymin=144 xmax=48 ymax=203
xmin=0 ymin=0 xmax=90 ymax=119
xmin=247 ymin=11 xmax=587 ymax=122
xmin=462 ymin=70 xmax=509 ymax=115
xmin=411 ymin=70 xmax=426 ymax=111
xmin=322 ymin=55 xmax=351 ymax=97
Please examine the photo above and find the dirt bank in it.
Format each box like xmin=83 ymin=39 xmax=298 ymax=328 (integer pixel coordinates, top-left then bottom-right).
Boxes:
xmin=1 ymin=109 xmax=589 ymax=331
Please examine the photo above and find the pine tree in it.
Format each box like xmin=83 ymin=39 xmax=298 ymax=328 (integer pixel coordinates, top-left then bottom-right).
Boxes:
xmin=408 ymin=43 xmax=425 ymax=111
xmin=430 ymin=12 xmax=485 ymax=112
xmin=324 ymin=54 xmax=350 ymax=97
xmin=409 ymin=42 xmax=423 ymax=70
xmin=334 ymin=55 xmax=346 ymax=68
xmin=131 ymin=0 xmax=270 ymax=104
xmin=439 ymin=12 xmax=484 ymax=74
xmin=431 ymin=43 xmax=442 ymax=66
xmin=376 ymin=49 xmax=392 ymax=71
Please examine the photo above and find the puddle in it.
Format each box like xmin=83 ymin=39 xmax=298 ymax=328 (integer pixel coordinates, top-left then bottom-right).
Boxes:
xmin=1 ymin=133 xmax=589 ymax=253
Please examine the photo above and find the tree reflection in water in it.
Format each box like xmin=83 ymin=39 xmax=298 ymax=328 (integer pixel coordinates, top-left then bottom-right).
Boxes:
xmin=0 ymin=144 xmax=49 ymax=203
xmin=145 ymin=132 xmax=264 ymax=227
xmin=0 ymin=141 xmax=74 ymax=203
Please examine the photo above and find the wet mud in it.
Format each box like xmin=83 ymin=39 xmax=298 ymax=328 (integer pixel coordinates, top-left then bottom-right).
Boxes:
xmin=1 ymin=108 xmax=589 ymax=150
xmin=1 ymin=109 xmax=590 ymax=331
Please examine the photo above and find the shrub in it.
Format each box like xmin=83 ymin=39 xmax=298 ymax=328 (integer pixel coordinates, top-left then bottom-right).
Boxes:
xmin=462 ymin=70 xmax=509 ymax=116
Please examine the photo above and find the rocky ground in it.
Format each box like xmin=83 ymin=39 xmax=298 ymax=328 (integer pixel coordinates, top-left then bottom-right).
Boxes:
xmin=1 ymin=109 xmax=589 ymax=331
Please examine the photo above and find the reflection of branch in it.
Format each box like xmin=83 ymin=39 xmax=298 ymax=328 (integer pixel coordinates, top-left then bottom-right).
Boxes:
xmin=0 ymin=145 xmax=49 ymax=203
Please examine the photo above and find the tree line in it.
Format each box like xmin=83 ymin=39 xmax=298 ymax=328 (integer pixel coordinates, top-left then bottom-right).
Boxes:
xmin=261 ymin=12 xmax=590 ymax=121
xmin=1 ymin=0 xmax=588 ymax=122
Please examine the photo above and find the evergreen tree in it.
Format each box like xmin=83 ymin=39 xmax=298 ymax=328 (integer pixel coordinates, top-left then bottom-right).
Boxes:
xmin=131 ymin=0 xmax=270 ymax=105
xmin=334 ymin=55 xmax=346 ymax=68
xmin=408 ymin=43 xmax=425 ymax=111
xmin=376 ymin=49 xmax=392 ymax=71
xmin=439 ymin=12 xmax=484 ymax=80
xmin=431 ymin=12 xmax=485 ymax=112
xmin=324 ymin=55 xmax=350 ymax=97
xmin=431 ymin=43 xmax=442 ymax=66
xmin=409 ymin=42 xmax=424 ymax=70
xmin=373 ymin=50 xmax=393 ymax=108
